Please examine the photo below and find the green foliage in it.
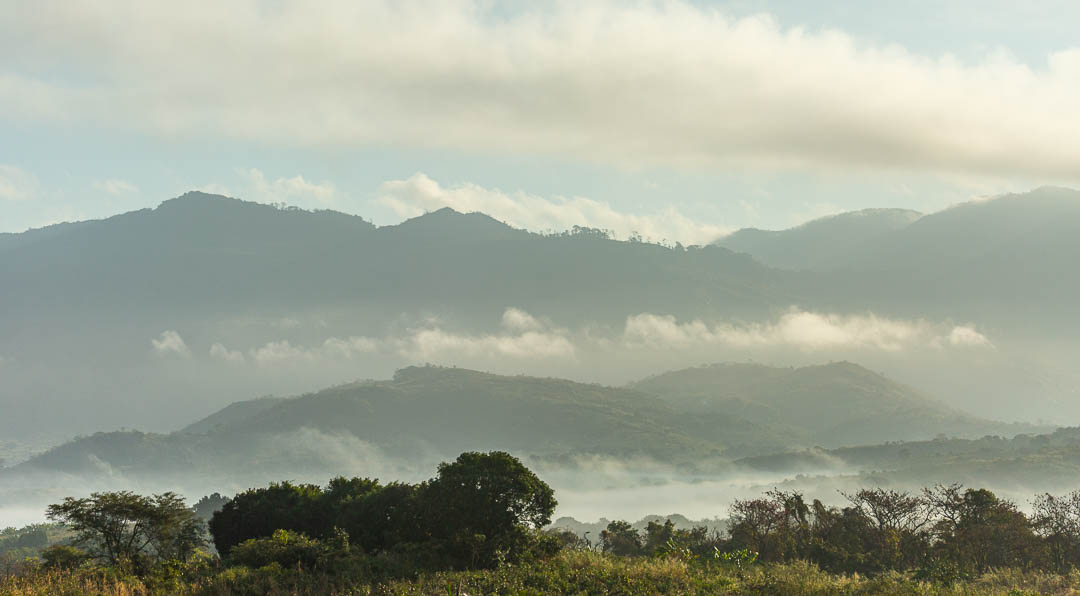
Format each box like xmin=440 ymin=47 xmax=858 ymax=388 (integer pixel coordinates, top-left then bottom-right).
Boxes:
xmin=17 ymin=454 xmax=1080 ymax=594
xmin=228 ymin=529 xmax=330 ymax=570
xmin=39 ymin=545 xmax=89 ymax=570
xmin=190 ymin=493 xmax=228 ymax=523
xmin=716 ymin=547 xmax=758 ymax=570
xmin=1031 ymin=489 xmax=1080 ymax=573
xmin=208 ymin=451 xmax=556 ymax=571
xmin=209 ymin=482 xmax=325 ymax=555
xmin=45 ymin=491 xmax=204 ymax=575
xmin=422 ymin=451 xmax=557 ymax=567
xmin=600 ymin=520 xmax=643 ymax=556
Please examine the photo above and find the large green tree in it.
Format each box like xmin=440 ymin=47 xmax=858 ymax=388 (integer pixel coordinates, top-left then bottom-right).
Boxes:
xmin=421 ymin=451 xmax=557 ymax=566
xmin=46 ymin=491 xmax=203 ymax=574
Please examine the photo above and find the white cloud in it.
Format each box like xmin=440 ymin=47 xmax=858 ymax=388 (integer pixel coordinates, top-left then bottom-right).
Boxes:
xmin=243 ymin=168 xmax=337 ymax=207
xmin=249 ymin=340 xmax=313 ymax=365
xmin=948 ymin=325 xmax=995 ymax=348
xmin=209 ymin=342 xmax=245 ymax=364
xmin=3 ymin=3 xmax=1080 ymax=179
xmin=246 ymin=335 xmax=377 ymax=366
xmin=321 ymin=336 xmax=378 ymax=359
xmin=151 ymin=330 xmax=191 ymax=358
xmin=0 ymin=165 xmax=36 ymax=201
xmin=241 ymin=308 xmax=573 ymax=364
xmin=397 ymin=328 xmax=575 ymax=360
xmin=622 ymin=310 xmax=994 ymax=352
xmin=396 ymin=307 xmax=575 ymax=360
xmin=379 ymin=173 xmax=730 ymax=244
xmin=501 ymin=307 xmax=544 ymax=333
xmin=92 ymin=179 xmax=138 ymax=195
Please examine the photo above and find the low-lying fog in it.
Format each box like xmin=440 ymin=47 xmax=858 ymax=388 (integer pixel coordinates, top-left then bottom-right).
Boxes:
xmin=3 ymin=307 xmax=1079 ymax=444
xmin=4 ymin=453 xmax=1074 ymax=531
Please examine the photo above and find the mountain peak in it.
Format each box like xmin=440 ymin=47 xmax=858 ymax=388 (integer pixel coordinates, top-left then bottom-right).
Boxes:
xmin=391 ymin=206 xmax=519 ymax=237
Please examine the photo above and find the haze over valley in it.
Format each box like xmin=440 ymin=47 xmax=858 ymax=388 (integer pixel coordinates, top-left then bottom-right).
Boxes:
xmin=4 ymin=2 xmax=1080 ymax=591
xmin=2 ymin=189 xmax=1079 ymax=528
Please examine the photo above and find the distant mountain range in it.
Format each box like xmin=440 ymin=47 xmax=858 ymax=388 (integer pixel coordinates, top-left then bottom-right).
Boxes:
xmin=715 ymin=208 xmax=923 ymax=271
xmin=1 ymin=186 xmax=1079 ymax=438
xmin=630 ymin=361 xmax=1033 ymax=448
xmin=12 ymin=363 xmax=1039 ymax=480
xmin=716 ymin=186 xmax=1080 ymax=330
xmin=5 ymin=186 xmax=1078 ymax=331
xmin=735 ymin=425 xmax=1080 ymax=496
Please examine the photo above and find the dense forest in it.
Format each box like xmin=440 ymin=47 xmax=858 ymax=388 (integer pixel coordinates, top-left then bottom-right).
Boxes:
xmin=4 ymin=451 xmax=1080 ymax=594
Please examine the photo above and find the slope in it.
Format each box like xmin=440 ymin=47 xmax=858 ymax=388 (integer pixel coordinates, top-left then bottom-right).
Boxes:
xmin=716 ymin=208 xmax=922 ymax=271
xmin=629 ymin=362 xmax=1036 ymax=448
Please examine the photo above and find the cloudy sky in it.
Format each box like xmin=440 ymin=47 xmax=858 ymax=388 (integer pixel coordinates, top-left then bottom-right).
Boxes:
xmin=2 ymin=0 xmax=1079 ymax=239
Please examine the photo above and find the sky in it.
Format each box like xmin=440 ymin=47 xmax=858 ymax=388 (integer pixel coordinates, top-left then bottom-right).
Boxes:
xmin=2 ymin=0 xmax=1079 ymax=241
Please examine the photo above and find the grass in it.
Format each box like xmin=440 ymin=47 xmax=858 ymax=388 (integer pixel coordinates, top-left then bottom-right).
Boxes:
xmin=3 ymin=551 xmax=1080 ymax=595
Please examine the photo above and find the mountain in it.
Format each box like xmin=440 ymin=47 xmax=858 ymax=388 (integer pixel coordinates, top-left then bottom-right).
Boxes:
xmin=735 ymin=426 xmax=1080 ymax=496
xmin=715 ymin=187 xmax=1080 ymax=333
xmin=715 ymin=208 xmax=922 ymax=271
xmin=0 ymin=192 xmax=792 ymax=438
xmin=839 ymin=187 xmax=1080 ymax=332
xmin=3 ymin=187 xmax=1080 ymax=439
xmin=628 ymin=362 xmax=1036 ymax=448
xmin=13 ymin=364 xmax=1031 ymax=481
xmin=0 ymin=192 xmax=787 ymax=327
xmin=11 ymin=367 xmax=733 ymax=479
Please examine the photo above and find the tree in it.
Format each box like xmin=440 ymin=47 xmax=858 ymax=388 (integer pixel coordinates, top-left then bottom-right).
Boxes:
xmin=728 ymin=490 xmax=810 ymax=562
xmin=924 ymin=485 xmax=1045 ymax=574
xmin=600 ymin=520 xmax=643 ymax=556
xmin=192 ymin=493 xmax=230 ymax=522
xmin=46 ymin=491 xmax=203 ymax=574
xmin=422 ymin=451 xmax=557 ymax=566
xmin=843 ymin=488 xmax=931 ymax=570
xmin=643 ymin=519 xmax=676 ymax=555
xmin=209 ymin=482 xmax=324 ymax=555
xmin=1031 ymin=490 xmax=1080 ymax=572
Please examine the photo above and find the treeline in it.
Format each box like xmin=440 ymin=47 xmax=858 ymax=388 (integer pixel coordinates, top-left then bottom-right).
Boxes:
xmin=586 ymin=486 xmax=1080 ymax=583
xmin=9 ymin=451 xmax=1080 ymax=592
xmin=32 ymin=451 xmax=558 ymax=583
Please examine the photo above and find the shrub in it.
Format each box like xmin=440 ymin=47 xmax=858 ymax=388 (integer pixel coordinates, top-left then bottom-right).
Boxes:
xmin=228 ymin=529 xmax=327 ymax=570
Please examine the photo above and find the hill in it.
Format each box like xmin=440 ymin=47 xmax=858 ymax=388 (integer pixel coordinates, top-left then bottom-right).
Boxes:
xmin=3 ymin=187 xmax=1080 ymax=439
xmin=13 ymin=364 xmax=1032 ymax=481
xmin=735 ymin=425 xmax=1080 ymax=496
xmin=0 ymin=192 xmax=790 ymax=438
xmin=715 ymin=208 xmax=922 ymax=271
xmin=715 ymin=187 xmax=1080 ymax=332
xmin=629 ymin=362 xmax=1036 ymax=448
xmin=12 ymin=367 xmax=730 ymax=479
xmin=0 ymin=192 xmax=787 ymax=328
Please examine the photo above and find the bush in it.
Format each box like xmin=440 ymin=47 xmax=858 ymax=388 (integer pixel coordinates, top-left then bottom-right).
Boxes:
xmin=39 ymin=545 xmax=89 ymax=570
xmin=228 ymin=529 xmax=328 ymax=570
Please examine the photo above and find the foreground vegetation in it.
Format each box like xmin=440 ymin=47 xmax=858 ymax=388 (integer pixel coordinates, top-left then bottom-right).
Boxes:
xmin=6 ymin=450 xmax=1080 ymax=594
xmin=4 ymin=550 xmax=1080 ymax=595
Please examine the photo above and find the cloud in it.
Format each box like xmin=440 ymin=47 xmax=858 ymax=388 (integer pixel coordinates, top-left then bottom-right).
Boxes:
xmin=622 ymin=310 xmax=994 ymax=352
xmin=321 ymin=336 xmax=378 ymax=359
xmin=394 ymin=307 xmax=575 ymax=360
xmin=501 ymin=307 xmax=544 ymax=333
xmin=948 ymin=325 xmax=995 ymax=348
xmin=379 ymin=173 xmax=729 ymax=244
xmin=92 ymin=179 xmax=138 ymax=195
xmin=209 ymin=342 xmax=245 ymax=364
xmin=249 ymin=340 xmax=314 ymax=365
xmin=0 ymin=165 xmax=36 ymax=201
xmin=246 ymin=335 xmax=377 ymax=366
xmin=151 ymin=330 xmax=191 ymax=358
xmin=239 ymin=308 xmax=573 ymax=365
xmin=397 ymin=328 xmax=575 ymax=360
xmin=3 ymin=3 xmax=1080 ymax=180
xmin=243 ymin=168 xmax=337 ymax=207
